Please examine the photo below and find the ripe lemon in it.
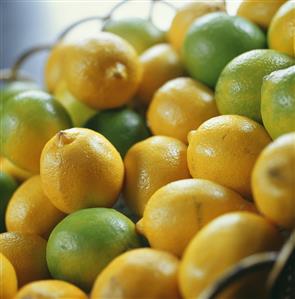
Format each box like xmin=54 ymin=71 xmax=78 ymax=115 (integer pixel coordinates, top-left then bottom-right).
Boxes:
xmin=136 ymin=44 xmax=184 ymax=105
xmin=237 ymin=0 xmax=287 ymax=29
xmin=104 ymin=17 xmax=165 ymax=54
xmin=91 ymin=248 xmax=181 ymax=299
xmin=183 ymin=12 xmax=266 ymax=88
xmin=15 ymin=280 xmax=88 ymax=299
xmin=0 ymin=232 xmax=49 ymax=287
xmin=137 ymin=179 xmax=256 ymax=257
xmin=0 ymin=252 xmax=18 ymax=299
xmin=85 ymin=107 xmax=150 ymax=157
xmin=252 ymin=133 xmax=295 ymax=229
xmin=54 ymin=80 xmax=97 ymax=127
xmin=40 ymin=128 xmax=124 ymax=213
xmin=5 ymin=176 xmax=65 ymax=238
xmin=46 ymin=208 xmax=141 ymax=291
xmin=147 ymin=77 xmax=218 ymax=143
xmin=0 ymin=171 xmax=17 ymax=232
xmin=0 ymin=90 xmax=72 ymax=173
xmin=123 ymin=136 xmax=190 ymax=216
xmin=0 ymin=157 xmax=31 ymax=182
xmin=268 ymin=0 xmax=295 ymax=56
xmin=168 ymin=1 xmax=225 ymax=52
xmin=179 ymin=212 xmax=282 ymax=299
xmin=261 ymin=65 xmax=295 ymax=139
xmin=187 ymin=115 xmax=271 ymax=199
xmin=44 ymin=42 xmax=71 ymax=92
xmin=64 ymin=33 xmax=142 ymax=109
xmin=215 ymin=49 xmax=294 ymax=123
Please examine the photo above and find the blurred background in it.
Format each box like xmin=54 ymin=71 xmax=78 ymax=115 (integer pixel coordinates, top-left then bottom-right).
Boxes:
xmin=0 ymin=0 xmax=241 ymax=85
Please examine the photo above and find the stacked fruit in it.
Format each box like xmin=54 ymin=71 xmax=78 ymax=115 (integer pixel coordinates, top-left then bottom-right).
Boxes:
xmin=0 ymin=1 xmax=294 ymax=298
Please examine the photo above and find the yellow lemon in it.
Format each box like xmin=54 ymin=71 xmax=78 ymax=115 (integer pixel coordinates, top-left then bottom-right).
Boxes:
xmin=0 ymin=252 xmax=18 ymax=299
xmin=187 ymin=115 xmax=271 ymax=199
xmin=64 ymin=33 xmax=142 ymax=109
xmin=237 ymin=0 xmax=287 ymax=29
xmin=268 ymin=0 xmax=295 ymax=56
xmin=0 ymin=156 xmax=31 ymax=182
xmin=5 ymin=176 xmax=65 ymax=239
xmin=147 ymin=77 xmax=218 ymax=143
xmin=91 ymin=248 xmax=181 ymax=299
xmin=136 ymin=44 xmax=184 ymax=105
xmin=123 ymin=136 xmax=190 ymax=216
xmin=137 ymin=179 xmax=256 ymax=257
xmin=179 ymin=212 xmax=283 ymax=299
xmin=15 ymin=280 xmax=88 ymax=299
xmin=252 ymin=132 xmax=295 ymax=229
xmin=40 ymin=128 xmax=124 ymax=213
xmin=0 ymin=232 xmax=49 ymax=287
xmin=168 ymin=1 xmax=225 ymax=52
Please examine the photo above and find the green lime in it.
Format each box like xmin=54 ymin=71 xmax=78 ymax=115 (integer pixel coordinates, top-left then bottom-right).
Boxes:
xmin=104 ymin=17 xmax=165 ymax=54
xmin=85 ymin=107 xmax=150 ymax=157
xmin=261 ymin=65 xmax=295 ymax=139
xmin=54 ymin=81 xmax=97 ymax=127
xmin=0 ymin=80 xmax=40 ymax=113
xmin=215 ymin=49 xmax=294 ymax=123
xmin=0 ymin=171 xmax=18 ymax=232
xmin=183 ymin=12 xmax=266 ymax=88
xmin=0 ymin=90 xmax=72 ymax=173
xmin=46 ymin=208 xmax=141 ymax=291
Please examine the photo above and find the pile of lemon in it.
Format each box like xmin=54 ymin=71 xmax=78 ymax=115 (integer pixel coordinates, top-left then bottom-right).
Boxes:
xmin=1 ymin=1 xmax=294 ymax=298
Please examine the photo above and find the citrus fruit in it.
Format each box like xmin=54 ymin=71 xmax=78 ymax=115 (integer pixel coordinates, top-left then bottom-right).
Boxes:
xmin=237 ymin=0 xmax=287 ymax=29
xmin=54 ymin=80 xmax=97 ymax=127
xmin=187 ymin=115 xmax=271 ymax=199
xmin=5 ymin=176 xmax=65 ymax=239
xmin=44 ymin=42 xmax=71 ymax=92
xmin=147 ymin=77 xmax=218 ymax=143
xmin=64 ymin=33 xmax=142 ymax=109
xmin=268 ymin=0 xmax=295 ymax=56
xmin=91 ymin=248 xmax=181 ymax=299
xmin=136 ymin=43 xmax=184 ymax=105
xmin=40 ymin=128 xmax=124 ymax=213
xmin=0 ymin=90 xmax=72 ymax=174
xmin=0 ymin=156 xmax=31 ymax=182
xmin=104 ymin=17 xmax=165 ymax=54
xmin=85 ymin=107 xmax=150 ymax=157
xmin=15 ymin=280 xmax=88 ymax=299
xmin=183 ymin=12 xmax=266 ymax=88
xmin=252 ymin=132 xmax=295 ymax=229
xmin=179 ymin=212 xmax=282 ymax=299
xmin=215 ymin=49 xmax=294 ymax=123
xmin=0 ymin=252 xmax=18 ymax=299
xmin=0 ymin=171 xmax=17 ymax=232
xmin=261 ymin=65 xmax=295 ymax=139
xmin=46 ymin=208 xmax=141 ymax=291
xmin=123 ymin=136 xmax=190 ymax=216
xmin=137 ymin=179 xmax=256 ymax=257
xmin=168 ymin=1 xmax=225 ymax=52
xmin=0 ymin=232 xmax=49 ymax=287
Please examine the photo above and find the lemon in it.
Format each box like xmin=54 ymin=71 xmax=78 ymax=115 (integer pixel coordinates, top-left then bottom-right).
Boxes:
xmin=215 ymin=49 xmax=294 ymax=123
xmin=0 ymin=90 xmax=72 ymax=173
xmin=46 ymin=208 xmax=141 ymax=291
xmin=64 ymin=33 xmax=142 ymax=109
xmin=91 ymin=248 xmax=181 ymax=299
xmin=187 ymin=115 xmax=271 ymax=199
xmin=261 ymin=65 xmax=295 ymax=139
xmin=179 ymin=212 xmax=282 ymax=299
xmin=252 ymin=132 xmax=295 ymax=229
xmin=5 ymin=176 xmax=65 ymax=238
xmin=147 ymin=77 xmax=218 ymax=143
xmin=137 ymin=179 xmax=256 ymax=257
xmin=40 ymin=128 xmax=124 ymax=214
xmin=123 ymin=136 xmax=190 ymax=216
xmin=0 ymin=157 xmax=31 ymax=182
